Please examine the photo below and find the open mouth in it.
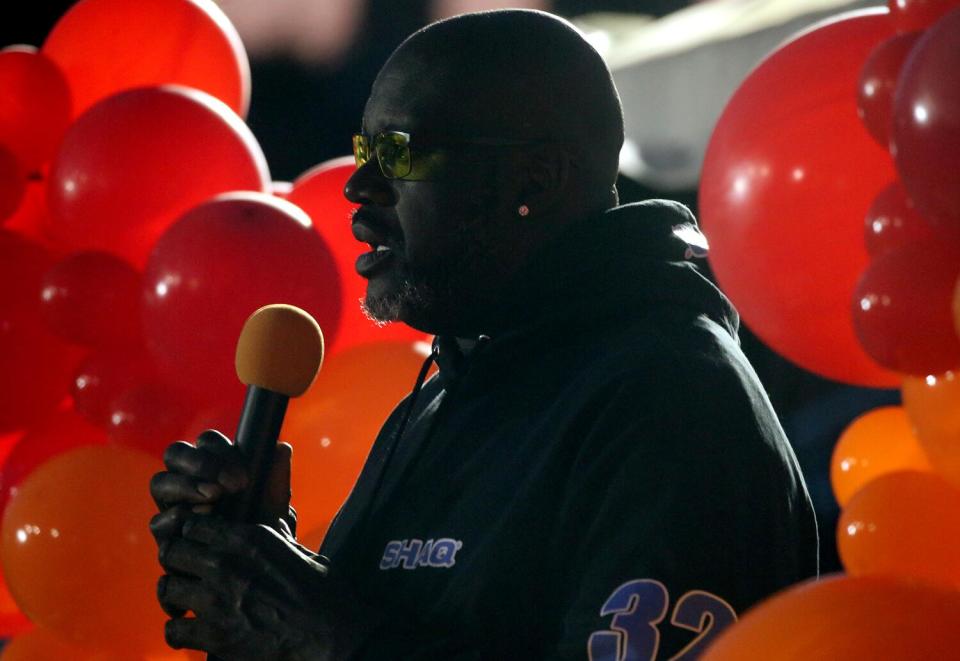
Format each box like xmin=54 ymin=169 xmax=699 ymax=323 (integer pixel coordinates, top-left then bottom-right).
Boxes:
xmin=352 ymin=208 xmax=400 ymax=277
xmin=356 ymin=243 xmax=395 ymax=277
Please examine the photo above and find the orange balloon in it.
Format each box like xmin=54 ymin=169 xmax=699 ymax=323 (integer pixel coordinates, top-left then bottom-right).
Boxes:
xmin=838 ymin=470 xmax=960 ymax=589
xmin=703 ymin=574 xmax=960 ymax=660
xmin=830 ymin=405 xmax=930 ymax=506
xmin=298 ymin=520 xmax=333 ymax=552
xmin=1 ymin=446 xmax=167 ymax=654
xmin=2 ymin=627 xmax=120 ymax=660
xmin=903 ymin=370 xmax=960 ymax=486
xmin=1 ymin=627 xmax=199 ymax=660
xmin=0 ymin=563 xmax=31 ymax=638
xmin=282 ymin=341 xmax=432 ymax=533
xmin=43 ymin=0 xmax=250 ymax=119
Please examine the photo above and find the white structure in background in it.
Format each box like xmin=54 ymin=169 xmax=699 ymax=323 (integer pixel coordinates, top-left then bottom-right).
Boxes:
xmin=218 ymin=0 xmax=552 ymax=63
xmin=431 ymin=0 xmax=550 ymax=21
xmin=575 ymin=0 xmax=878 ymax=191
xmin=218 ymin=0 xmax=366 ymax=65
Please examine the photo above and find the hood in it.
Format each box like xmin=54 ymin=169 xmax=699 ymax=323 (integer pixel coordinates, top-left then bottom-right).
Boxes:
xmin=492 ymin=199 xmax=738 ymax=338
xmin=432 ymin=200 xmax=740 ymax=379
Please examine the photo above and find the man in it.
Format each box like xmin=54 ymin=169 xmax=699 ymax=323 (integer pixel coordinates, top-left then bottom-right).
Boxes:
xmin=150 ymin=9 xmax=818 ymax=660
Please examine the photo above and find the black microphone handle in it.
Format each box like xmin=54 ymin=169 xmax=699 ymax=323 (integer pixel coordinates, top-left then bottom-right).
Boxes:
xmin=209 ymin=385 xmax=289 ymax=661
xmin=231 ymin=384 xmax=289 ymax=524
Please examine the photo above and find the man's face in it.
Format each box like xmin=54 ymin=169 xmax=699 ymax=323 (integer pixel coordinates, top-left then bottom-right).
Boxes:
xmin=344 ymin=56 xmax=522 ymax=336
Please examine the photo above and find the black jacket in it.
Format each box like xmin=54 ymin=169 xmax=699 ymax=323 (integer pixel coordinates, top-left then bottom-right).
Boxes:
xmin=320 ymin=200 xmax=819 ymax=660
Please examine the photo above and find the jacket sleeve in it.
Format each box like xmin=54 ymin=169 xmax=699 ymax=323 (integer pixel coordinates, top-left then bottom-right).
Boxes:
xmin=548 ymin=371 xmax=815 ymax=661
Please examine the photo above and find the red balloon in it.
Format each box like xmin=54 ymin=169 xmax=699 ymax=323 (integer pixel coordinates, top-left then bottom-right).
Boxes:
xmin=699 ymin=9 xmax=899 ymax=387
xmin=857 ymin=32 xmax=921 ymax=148
xmin=0 ymin=46 xmax=71 ymax=171
xmin=106 ymin=381 xmax=199 ymax=458
xmin=184 ymin=402 xmax=243 ymax=442
xmin=893 ymin=7 xmax=960 ymax=226
xmin=0 ymin=144 xmax=26 ymax=223
xmin=0 ymin=231 xmax=80 ymax=432
xmin=39 ymin=251 xmax=143 ymax=347
xmin=142 ymin=192 xmax=342 ymax=405
xmin=864 ymin=181 xmax=938 ymax=256
xmin=45 ymin=86 xmax=270 ymax=267
xmin=42 ymin=0 xmax=250 ymax=119
xmin=852 ymin=238 xmax=960 ymax=374
xmin=71 ymin=348 xmax=157 ymax=427
xmin=0 ymin=432 xmax=23 ymax=467
xmin=4 ymin=175 xmax=50 ymax=242
xmin=889 ymin=0 xmax=960 ymax=32
xmin=0 ymin=409 xmax=107 ymax=515
xmin=287 ymin=158 xmax=431 ymax=354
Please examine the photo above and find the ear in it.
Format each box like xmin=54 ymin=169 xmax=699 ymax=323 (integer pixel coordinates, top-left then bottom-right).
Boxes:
xmin=516 ymin=143 xmax=572 ymax=217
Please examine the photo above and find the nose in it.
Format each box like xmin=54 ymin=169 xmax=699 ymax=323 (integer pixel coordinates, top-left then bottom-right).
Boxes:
xmin=344 ymin=159 xmax=396 ymax=207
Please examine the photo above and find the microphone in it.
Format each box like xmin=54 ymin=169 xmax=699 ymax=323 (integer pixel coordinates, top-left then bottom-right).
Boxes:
xmin=229 ymin=303 xmax=324 ymax=525
xmin=208 ymin=304 xmax=323 ymax=661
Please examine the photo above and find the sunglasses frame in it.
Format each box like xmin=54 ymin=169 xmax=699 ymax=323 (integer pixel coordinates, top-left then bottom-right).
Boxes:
xmin=352 ymin=130 xmax=543 ymax=181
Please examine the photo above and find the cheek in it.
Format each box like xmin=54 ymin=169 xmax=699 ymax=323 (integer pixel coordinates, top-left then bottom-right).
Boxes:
xmin=396 ymin=184 xmax=475 ymax=260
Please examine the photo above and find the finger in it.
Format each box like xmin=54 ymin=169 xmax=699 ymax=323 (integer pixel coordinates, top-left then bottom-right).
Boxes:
xmin=164 ymin=441 xmax=226 ymax=483
xmin=151 ymin=471 xmax=224 ymax=509
xmin=160 ymin=537 xmax=231 ymax=583
xmin=262 ymin=442 xmax=293 ymax=523
xmin=195 ymin=429 xmax=232 ymax=452
xmin=150 ymin=504 xmax=193 ymax=542
xmin=158 ymin=574 xmax=239 ymax=628
xmin=197 ymin=431 xmax=250 ymax=493
xmin=165 ymin=616 xmax=232 ymax=652
xmin=157 ymin=574 xmax=189 ymax=618
xmin=183 ymin=515 xmax=278 ymax=563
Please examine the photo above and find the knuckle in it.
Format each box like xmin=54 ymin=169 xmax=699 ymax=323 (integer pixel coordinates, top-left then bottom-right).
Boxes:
xmin=163 ymin=440 xmax=195 ymax=468
xmin=149 ymin=472 xmax=169 ymax=496
xmin=158 ymin=540 xmax=172 ymax=567
xmin=164 ymin=619 xmax=188 ymax=649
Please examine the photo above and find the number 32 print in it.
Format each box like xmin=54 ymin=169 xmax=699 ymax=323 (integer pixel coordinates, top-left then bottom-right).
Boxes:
xmin=588 ymin=579 xmax=737 ymax=661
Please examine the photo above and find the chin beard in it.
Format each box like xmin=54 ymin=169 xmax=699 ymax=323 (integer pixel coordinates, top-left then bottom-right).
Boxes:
xmin=360 ymin=258 xmax=469 ymax=333
xmin=360 ymin=277 xmax=431 ymax=326
xmin=362 ymin=200 xmax=507 ymax=331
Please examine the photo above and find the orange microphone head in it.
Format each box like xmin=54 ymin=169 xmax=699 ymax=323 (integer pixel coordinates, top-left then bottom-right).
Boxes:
xmin=235 ymin=304 xmax=324 ymax=397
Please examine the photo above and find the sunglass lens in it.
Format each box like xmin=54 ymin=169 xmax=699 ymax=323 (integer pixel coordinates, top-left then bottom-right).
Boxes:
xmin=352 ymin=135 xmax=370 ymax=168
xmin=376 ymin=134 xmax=412 ymax=179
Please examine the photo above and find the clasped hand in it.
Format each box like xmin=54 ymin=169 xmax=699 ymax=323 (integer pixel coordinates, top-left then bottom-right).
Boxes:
xmin=150 ymin=430 xmax=368 ymax=660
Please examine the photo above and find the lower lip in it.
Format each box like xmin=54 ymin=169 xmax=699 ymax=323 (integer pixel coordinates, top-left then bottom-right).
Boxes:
xmin=356 ymin=249 xmax=395 ymax=277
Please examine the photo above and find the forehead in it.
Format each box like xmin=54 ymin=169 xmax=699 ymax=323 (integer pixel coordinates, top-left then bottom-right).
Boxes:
xmin=362 ymin=52 xmax=523 ymax=142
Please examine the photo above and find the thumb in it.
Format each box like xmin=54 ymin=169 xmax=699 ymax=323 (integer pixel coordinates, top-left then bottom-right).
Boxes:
xmin=262 ymin=441 xmax=293 ymax=523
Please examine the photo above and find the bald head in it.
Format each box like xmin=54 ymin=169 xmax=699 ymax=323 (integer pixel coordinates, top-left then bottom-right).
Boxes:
xmin=347 ymin=10 xmax=626 ymax=335
xmin=369 ymin=9 xmax=625 ymax=207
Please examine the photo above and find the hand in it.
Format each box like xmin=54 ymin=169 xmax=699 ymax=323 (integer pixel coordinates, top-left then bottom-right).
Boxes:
xmin=157 ymin=514 xmax=373 ymax=660
xmin=150 ymin=430 xmax=297 ymax=545
xmin=151 ymin=431 xmax=376 ymax=658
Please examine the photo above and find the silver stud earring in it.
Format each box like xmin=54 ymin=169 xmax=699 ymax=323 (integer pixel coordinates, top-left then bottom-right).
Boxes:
xmin=517 ymin=204 xmax=530 ymax=217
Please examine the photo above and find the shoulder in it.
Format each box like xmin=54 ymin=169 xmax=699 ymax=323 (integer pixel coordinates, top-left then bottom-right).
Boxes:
xmin=554 ymin=312 xmax=792 ymax=471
